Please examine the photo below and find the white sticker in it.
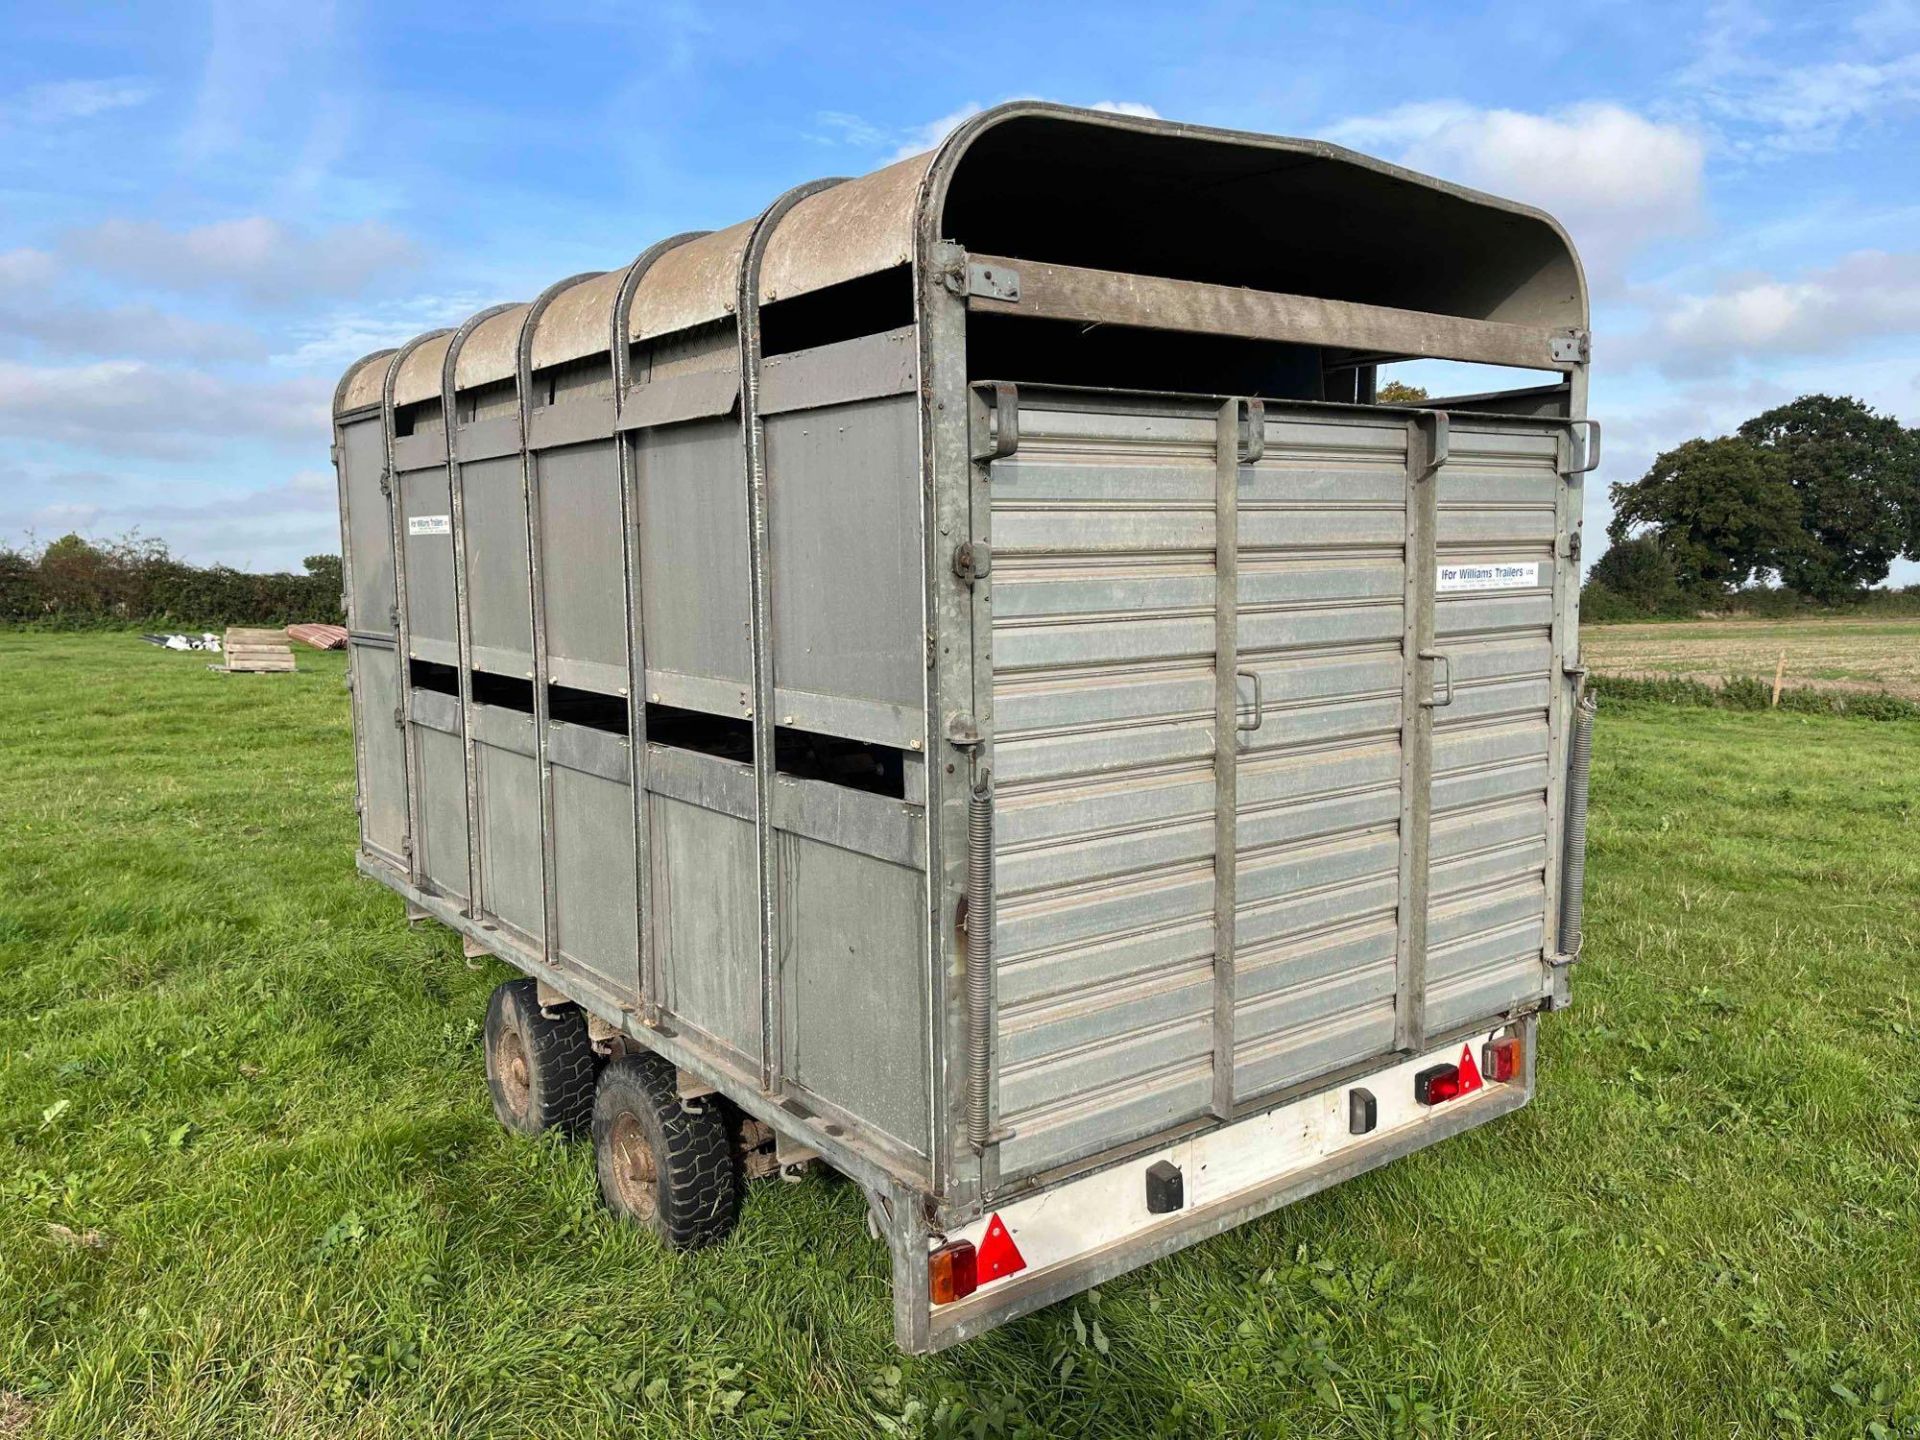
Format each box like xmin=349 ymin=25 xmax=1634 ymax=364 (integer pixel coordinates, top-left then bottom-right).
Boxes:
xmin=1436 ymin=561 xmax=1540 ymax=592
xmin=408 ymin=514 xmax=451 ymax=536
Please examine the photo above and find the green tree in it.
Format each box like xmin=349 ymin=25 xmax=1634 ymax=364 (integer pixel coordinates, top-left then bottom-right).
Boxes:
xmin=1587 ymin=535 xmax=1682 ymax=614
xmin=1375 ymin=380 xmax=1429 ymax=404
xmin=1607 ymin=436 xmax=1805 ymax=593
xmin=1736 ymin=395 xmax=1920 ymax=602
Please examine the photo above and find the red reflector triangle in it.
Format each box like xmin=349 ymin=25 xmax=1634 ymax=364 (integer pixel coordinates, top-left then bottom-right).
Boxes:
xmin=1457 ymin=1044 xmax=1483 ymax=1093
xmin=977 ymin=1213 xmax=1027 ymax=1282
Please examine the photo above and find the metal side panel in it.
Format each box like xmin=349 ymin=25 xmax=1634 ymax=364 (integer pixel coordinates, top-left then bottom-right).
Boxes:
xmin=398 ymin=467 xmax=457 ymax=663
xmin=650 ymin=788 xmax=760 ymax=1061
xmin=353 ymin=640 xmax=408 ymax=864
xmin=340 ymin=418 xmax=394 ymax=633
xmin=461 ymin=454 xmax=535 ymax=677
xmin=475 ymin=710 xmax=545 ymax=943
xmin=633 ymin=415 xmax=753 ymax=707
xmin=764 ymin=394 xmax=925 ymax=735
xmin=1424 ymin=420 xmax=1562 ymax=1031
xmin=536 ymin=438 xmax=628 ymax=692
xmin=551 ymin=757 xmax=639 ymax=994
xmin=1231 ymin=409 xmax=1412 ymax=1100
xmin=988 ymin=395 xmax=1222 ymax=1179
xmin=413 ymin=719 xmax=470 ymax=901
xmin=778 ymin=831 xmax=931 ymax=1157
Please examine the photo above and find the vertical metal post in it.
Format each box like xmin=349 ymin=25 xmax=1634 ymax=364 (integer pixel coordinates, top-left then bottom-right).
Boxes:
xmin=930 ymin=242 xmax=985 ymax=1206
xmin=380 ymin=333 xmax=450 ymax=888
xmin=443 ymin=305 xmax=520 ymax=914
xmin=612 ymin=232 xmax=708 ymax=1020
xmin=1543 ymin=365 xmax=1592 ymax=1002
xmin=329 ymin=350 xmax=394 ymax=862
xmin=737 ymin=179 xmax=845 ymax=1094
xmin=517 ymin=274 xmax=604 ymax=968
xmin=1394 ymin=410 xmax=1444 ymax=1054
xmin=1209 ymin=399 xmax=1248 ymax=1120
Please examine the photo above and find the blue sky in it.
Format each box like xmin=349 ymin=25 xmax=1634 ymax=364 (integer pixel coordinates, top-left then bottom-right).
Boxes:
xmin=2 ymin=0 xmax=1918 ymax=582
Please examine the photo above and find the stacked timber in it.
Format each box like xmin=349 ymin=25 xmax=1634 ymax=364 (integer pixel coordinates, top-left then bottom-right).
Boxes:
xmin=221 ymin=627 xmax=297 ymax=673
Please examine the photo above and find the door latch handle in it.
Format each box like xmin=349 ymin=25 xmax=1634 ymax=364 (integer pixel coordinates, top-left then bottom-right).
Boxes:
xmin=1419 ymin=650 xmax=1454 ymax=708
xmin=1235 ymin=667 xmax=1263 ymax=731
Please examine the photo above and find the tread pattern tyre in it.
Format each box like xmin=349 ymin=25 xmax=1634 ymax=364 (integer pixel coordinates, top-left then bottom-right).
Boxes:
xmin=591 ymin=1051 xmax=738 ymax=1250
xmin=484 ymin=979 xmax=598 ymax=1137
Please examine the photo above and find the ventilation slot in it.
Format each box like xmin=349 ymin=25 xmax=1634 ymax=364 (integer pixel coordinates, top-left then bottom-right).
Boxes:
xmin=645 ymin=702 xmax=752 ymax=762
xmin=776 ymin=727 xmax=905 ymax=799
xmin=471 ymin=670 xmax=535 ymax=713
xmin=549 ymin=683 xmax=628 ymax=735
xmin=408 ymin=658 xmax=459 ymax=695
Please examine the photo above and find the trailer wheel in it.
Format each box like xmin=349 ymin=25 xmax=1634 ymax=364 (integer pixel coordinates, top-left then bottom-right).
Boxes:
xmin=484 ymin=979 xmax=598 ymax=1137
xmin=591 ymin=1052 xmax=738 ymax=1249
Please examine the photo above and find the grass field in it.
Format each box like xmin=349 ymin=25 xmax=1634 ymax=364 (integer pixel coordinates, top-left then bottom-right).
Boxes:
xmin=2 ymin=630 xmax=1918 ymax=1439
xmin=1583 ymin=615 xmax=1920 ymax=699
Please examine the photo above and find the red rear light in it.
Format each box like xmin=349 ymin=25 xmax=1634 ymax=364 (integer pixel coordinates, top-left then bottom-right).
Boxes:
xmin=1482 ymin=1034 xmax=1522 ymax=1083
xmin=1415 ymin=1063 xmax=1462 ymax=1105
xmin=929 ymin=1239 xmax=977 ymax=1304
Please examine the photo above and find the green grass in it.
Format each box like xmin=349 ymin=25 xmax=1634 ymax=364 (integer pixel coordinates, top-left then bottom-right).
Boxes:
xmin=2 ymin=630 xmax=1918 ymax=1439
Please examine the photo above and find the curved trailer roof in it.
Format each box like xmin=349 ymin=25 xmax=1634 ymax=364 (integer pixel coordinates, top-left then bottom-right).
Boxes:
xmin=337 ymin=101 xmax=1588 ymax=414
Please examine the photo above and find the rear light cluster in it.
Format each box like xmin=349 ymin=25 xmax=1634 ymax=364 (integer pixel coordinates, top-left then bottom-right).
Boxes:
xmin=1482 ymin=1033 xmax=1522 ymax=1083
xmin=1415 ymin=1034 xmax=1523 ymax=1107
xmin=929 ymin=1239 xmax=977 ymax=1303
xmin=1414 ymin=1060 xmax=1472 ymax=1104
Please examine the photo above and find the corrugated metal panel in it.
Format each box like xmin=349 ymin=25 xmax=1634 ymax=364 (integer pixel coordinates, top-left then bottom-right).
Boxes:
xmin=1423 ymin=421 xmax=1560 ymax=1030
xmin=757 ymin=153 xmax=929 ymax=304
xmin=393 ymin=332 xmax=453 ymax=408
xmin=1231 ymin=411 xmax=1410 ymax=1100
xmin=990 ymin=397 xmax=1221 ymax=1177
xmin=627 ymin=220 xmax=753 ymax=342
xmin=340 ymin=353 xmax=391 ymax=413
xmin=986 ymin=394 xmax=1570 ymax=1178
xmin=529 ymin=271 xmax=621 ymax=373
xmin=455 ymin=304 xmax=530 ymax=391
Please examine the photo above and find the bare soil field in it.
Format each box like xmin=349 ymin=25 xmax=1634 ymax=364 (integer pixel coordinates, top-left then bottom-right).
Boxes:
xmin=1582 ymin=615 xmax=1920 ymax=699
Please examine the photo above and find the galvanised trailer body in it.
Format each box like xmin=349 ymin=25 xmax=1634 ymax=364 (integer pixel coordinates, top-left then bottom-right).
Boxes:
xmin=331 ymin=102 xmax=1596 ymax=1352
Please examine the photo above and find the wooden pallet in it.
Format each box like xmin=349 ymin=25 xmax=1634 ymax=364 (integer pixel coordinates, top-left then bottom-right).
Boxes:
xmin=221 ymin=627 xmax=296 ymax=673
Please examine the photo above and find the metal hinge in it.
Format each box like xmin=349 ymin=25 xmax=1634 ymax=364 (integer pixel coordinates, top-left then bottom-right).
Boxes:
xmin=965 ymin=262 xmax=1020 ymax=302
xmin=378 ymin=468 xmax=392 ymax=497
xmin=1550 ymin=330 xmax=1591 ymax=364
xmin=388 ymin=603 xmax=400 ymax=629
xmin=952 ymin=540 xmax=991 ymax=586
xmin=392 ymin=704 xmax=404 ymax=729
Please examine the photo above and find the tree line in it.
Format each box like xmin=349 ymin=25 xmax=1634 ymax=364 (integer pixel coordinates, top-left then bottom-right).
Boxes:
xmin=1589 ymin=394 xmax=1920 ymax=617
xmin=0 ymin=534 xmax=344 ymax=629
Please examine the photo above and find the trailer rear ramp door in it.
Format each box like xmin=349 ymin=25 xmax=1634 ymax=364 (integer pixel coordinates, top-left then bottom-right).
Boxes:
xmin=984 ymin=386 xmax=1570 ymax=1183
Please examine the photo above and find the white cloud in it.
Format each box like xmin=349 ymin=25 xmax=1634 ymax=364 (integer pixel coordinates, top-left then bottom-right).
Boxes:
xmin=809 ymin=99 xmax=1163 ymax=163
xmin=0 ymin=249 xmax=58 ymax=289
xmin=66 ymin=216 xmax=419 ymax=305
xmin=887 ymin=103 xmax=988 ymax=162
xmin=272 ymin=292 xmax=491 ymax=373
xmin=8 ymin=78 xmax=154 ymax=126
xmin=1325 ymin=100 xmax=1705 ymax=289
xmin=1680 ymin=0 xmax=1920 ymax=155
xmin=809 ymin=110 xmax=890 ymax=148
xmin=1623 ymin=250 xmax=1920 ymax=373
xmin=0 ymin=302 xmax=264 ymax=363
xmin=0 ymin=360 xmax=328 ymax=458
xmin=0 ymin=468 xmax=344 ymax=571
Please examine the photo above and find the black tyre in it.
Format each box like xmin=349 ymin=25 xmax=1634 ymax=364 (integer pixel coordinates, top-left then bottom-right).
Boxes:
xmin=591 ymin=1051 xmax=738 ymax=1250
xmin=484 ymin=978 xmax=598 ymax=1137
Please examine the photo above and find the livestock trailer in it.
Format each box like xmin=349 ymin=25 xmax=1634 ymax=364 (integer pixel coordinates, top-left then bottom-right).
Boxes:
xmin=331 ymin=102 xmax=1598 ymax=1352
